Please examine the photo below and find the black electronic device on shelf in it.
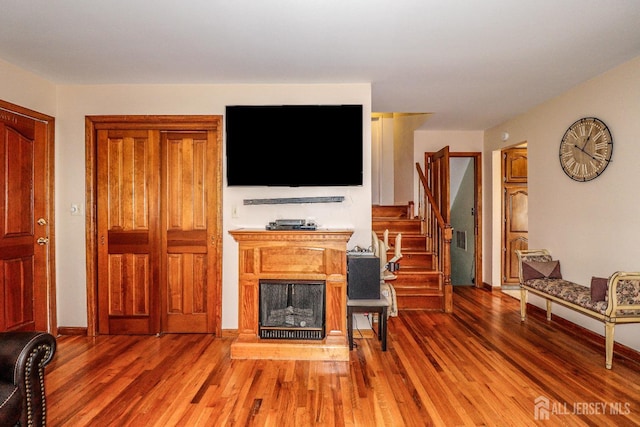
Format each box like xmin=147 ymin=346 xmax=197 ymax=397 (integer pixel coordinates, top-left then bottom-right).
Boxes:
xmin=266 ymin=219 xmax=317 ymax=230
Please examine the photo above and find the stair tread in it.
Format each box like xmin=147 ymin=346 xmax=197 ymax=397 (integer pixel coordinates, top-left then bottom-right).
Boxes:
xmin=372 ymin=205 xmax=411 ymax=218
xmin=374 ymin=227 xmax=420 ymax=232
xmin=394 ymin=289 xmax=443 ymax=295
xmin=373 ymin=203 xmax=445 ymax=311
xmin=372 ymin=217 xmax=420 ymax=221
xmin=378 ymin=235 xmax=426 ymax=241
xmin=395 ymin=268 xmax=439 ymax=274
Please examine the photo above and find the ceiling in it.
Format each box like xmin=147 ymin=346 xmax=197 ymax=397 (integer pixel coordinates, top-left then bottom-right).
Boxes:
xmin=1 ymin=1 xmax=640 ymax=130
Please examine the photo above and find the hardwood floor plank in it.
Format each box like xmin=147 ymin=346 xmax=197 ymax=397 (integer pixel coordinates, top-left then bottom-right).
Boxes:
xmin=45 ymin=287 xmax=640 ymax=426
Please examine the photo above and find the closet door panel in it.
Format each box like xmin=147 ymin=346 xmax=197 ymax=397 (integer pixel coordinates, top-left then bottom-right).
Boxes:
xmin=162 ymin=132 xmax=213 ymax=333
xmin=90 ymin=116 xmax=222 ymax=336
xmin=97 ymin=129 xmax=160 ymax=334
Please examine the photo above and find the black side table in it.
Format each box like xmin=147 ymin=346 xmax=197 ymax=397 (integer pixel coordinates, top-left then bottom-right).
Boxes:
xmin=347 ymin=298 xmax=389 ymax=351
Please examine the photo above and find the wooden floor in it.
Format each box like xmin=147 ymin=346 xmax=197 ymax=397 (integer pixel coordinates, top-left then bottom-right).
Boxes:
xmin=45 ymin=287 xmax=640 ymax=426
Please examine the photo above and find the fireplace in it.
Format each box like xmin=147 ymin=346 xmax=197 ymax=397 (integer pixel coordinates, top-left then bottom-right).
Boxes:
xmin=259 ymin=280 xmax=325 ymax=340
xmin=229 ymin=228 xmax=353 ymax=360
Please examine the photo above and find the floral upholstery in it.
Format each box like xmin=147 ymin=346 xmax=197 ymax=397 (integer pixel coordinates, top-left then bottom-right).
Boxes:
xmin=523 ymin=278 xmax=607 ymax=313
xmin=617 ymin=279 xmax=640 ymax=306
xmin=521 ymin=254 xmax=552 ymax=263
xmin=614 ymin=279 xmax=640 ymax=316
xmin=523 ymin=277 xmax=640 ymax=316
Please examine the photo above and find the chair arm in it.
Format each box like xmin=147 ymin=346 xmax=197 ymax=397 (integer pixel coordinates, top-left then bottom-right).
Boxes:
xmin=0 ymin=332 xmax=56 ymax=425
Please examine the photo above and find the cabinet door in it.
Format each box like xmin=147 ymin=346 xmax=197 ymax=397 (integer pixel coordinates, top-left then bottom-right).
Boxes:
xmin=161 ymin=131 xmax=218 ymax=333
xmin=502 ymin=147 xmax=528 ymax=285
xmin=97 ymin=129 xmax=161 ymax=334
xmin=503 ymin=186 xmax=528 ymax=284
xmin=504 ymin=147 xmax=528 ymax=183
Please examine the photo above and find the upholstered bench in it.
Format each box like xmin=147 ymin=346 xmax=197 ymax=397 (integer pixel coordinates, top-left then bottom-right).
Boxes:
xmin=516 ymin=249 xmax=640 ymax=369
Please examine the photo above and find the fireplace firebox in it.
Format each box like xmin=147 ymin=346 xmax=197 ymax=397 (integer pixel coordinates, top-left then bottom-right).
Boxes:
xmin=259 ymin=280 xmax=325 ymax=340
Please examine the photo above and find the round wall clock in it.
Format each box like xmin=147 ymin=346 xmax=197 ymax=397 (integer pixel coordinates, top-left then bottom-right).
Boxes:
xmin=559 ymin=117 xmax=613 ymax=182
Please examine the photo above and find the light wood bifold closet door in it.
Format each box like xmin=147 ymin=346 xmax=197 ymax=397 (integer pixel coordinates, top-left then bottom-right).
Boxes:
xmin=96 ymin=126 xmax=220 ymax=335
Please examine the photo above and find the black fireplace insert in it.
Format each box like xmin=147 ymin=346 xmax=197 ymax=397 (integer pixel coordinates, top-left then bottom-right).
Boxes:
xmin=259 ymin=280 xmax=326 ymax=340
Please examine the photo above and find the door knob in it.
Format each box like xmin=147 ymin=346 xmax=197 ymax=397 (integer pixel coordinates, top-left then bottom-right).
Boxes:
xmin=37 ymin=218 xmax=47 ymax=226
xmin=36 ymin=237 xmax=49 ymax=245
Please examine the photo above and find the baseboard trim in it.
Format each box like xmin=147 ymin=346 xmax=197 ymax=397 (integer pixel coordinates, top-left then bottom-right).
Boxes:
xmin=57 ymin=327 xmax=238 ymax=338
xmin=480 ymin=282 xmax=493 ymax=291
xmin=57 ymin=326 xmax=88 ymax=336
xmin=221 ymin=329 xmax=238 ymax=338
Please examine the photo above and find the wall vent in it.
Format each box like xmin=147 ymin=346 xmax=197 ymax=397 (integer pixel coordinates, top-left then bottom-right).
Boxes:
xmin=456 ymin=230 xmax=467 ymax=251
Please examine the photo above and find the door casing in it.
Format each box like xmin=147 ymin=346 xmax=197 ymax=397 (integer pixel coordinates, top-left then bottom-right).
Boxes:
xmin=85 ymin=115 xmax=222 ymax=337
xmin=425 ymin=150 xmax=483 ymax=289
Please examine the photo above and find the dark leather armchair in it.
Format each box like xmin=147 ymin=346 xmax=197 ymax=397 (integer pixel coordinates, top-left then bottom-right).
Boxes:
xmin=0 ymin=332 xmax=56 ymax=426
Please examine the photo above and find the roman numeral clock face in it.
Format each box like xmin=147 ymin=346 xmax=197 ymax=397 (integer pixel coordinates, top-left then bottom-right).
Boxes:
xmin=559 ymin=117 xmax=613 ymax=181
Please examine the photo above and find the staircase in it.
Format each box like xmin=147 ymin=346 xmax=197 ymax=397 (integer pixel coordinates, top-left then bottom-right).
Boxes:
xmin=372 ymin=204 xmax=445 ymax=310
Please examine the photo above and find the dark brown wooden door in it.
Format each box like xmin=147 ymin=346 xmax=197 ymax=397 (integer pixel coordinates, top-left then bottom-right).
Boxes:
xmin=96 ymin=127 xmax=219 ymax=334
xmin=502 ymin=147 xmax=528 ymax=285
xmin=429 ymin=146 xmax=451 ymax=223
xmin=0 ymin=115 xmax=50 ymax=332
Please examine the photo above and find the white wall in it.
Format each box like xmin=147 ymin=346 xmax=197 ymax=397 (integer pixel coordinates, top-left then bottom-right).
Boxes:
xmin=0 ymin=59 xmax=56 ymax=115
xmin=378 ymin=116 xmax=396 ymax=205
xmin=485 ymin=55 xmax=640 ymax=351
xmin=371 ymin=117 xmax=382 ymax=205
xmin=0 ymin=72 xmax=373 ymax=330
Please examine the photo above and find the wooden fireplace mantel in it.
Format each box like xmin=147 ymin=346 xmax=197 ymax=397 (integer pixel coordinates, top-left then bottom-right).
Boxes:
xmin=229 ymin=228 xmax=353 ymax=361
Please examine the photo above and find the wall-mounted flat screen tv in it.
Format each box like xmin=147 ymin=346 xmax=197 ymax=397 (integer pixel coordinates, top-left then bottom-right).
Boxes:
xmin=225 ymin=104 xmax=363 ymax=186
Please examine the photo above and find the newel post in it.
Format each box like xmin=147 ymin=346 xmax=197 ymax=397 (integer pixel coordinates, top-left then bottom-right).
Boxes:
xmin=443 ymin=225 xmax=453 ymax=313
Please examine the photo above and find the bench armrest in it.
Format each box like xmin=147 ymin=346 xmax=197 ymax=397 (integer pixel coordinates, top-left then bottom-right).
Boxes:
xmin=515 ymin=249 xmax=552 ymax=284
xmin=606 ymin=272 xmax=640 ymax=318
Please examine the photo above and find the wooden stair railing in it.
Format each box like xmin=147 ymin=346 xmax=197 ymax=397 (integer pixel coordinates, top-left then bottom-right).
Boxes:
xmin=416 ymin=162 xmax=453 ymax=313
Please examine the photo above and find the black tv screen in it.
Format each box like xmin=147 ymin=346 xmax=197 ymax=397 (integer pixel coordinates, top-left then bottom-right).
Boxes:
xmin=225 ymin=104 xmax=363 ymax=186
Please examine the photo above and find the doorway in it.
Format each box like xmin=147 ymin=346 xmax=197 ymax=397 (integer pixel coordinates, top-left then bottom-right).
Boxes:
xmin=424 ymin=150 xmax=482 ymax=288
xmin=0 ymin=100 xmax=56 ymax=333
xmin=450 ymin=157 xmax=476 ymax=286
xmin=85 ymin=115 xmax=223 ymax=336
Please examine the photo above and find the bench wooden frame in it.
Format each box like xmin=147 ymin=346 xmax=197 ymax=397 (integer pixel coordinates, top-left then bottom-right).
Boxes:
xmin=516 ymin=249 xmax=640 ymax=369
